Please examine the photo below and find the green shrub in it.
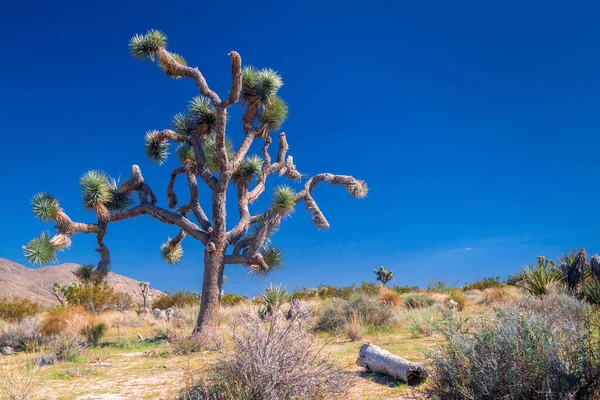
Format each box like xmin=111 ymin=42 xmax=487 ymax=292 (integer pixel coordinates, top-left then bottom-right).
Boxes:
xmin=220 ymin=293 xmax=248 ymax=307
xmin=448 ymin=289 xmax=466 ymax=310
xmin=315 ymin=293 xmax=394 ymax=332
xmin=463 ymin=276 xmax=502 ymax=291
xmin=425 ymin=291 xmax=600 ymax=399
xmin=82 ymin=322 xmax=107 ymax=346
xmin=64 ymin=282 xmax=119 ymax=313
xmin=0 ymin=296 xmax=43 ymax=322
xmin=427 ymin=279 xmax=456 ymax=294
xmin=390 ymin=285 xmax=420 ymax=294
xmin=403 ymin=293 xmax=435 ymax=309
xmin=152 ymin=291 xmax=199 ymax=310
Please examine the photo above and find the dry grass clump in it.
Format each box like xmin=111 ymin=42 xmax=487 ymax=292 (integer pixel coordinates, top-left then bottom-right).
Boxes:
xmin=183 ymin=309 xmax=353 ymax=400
xmin=41 ymin=306 xmax=99 ymax=337
xmin=344 ymin=313 xmax=363 ymax=342
xmin=0 ymin=359 xmax=41 ymax=400
xmin=403 ymin=293 xmax=435 ymax=309
xmin=378 ymin=288 xmax=402 ymax=306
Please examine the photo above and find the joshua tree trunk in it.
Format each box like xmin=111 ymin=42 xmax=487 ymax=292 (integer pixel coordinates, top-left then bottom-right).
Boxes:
xmin=194 ymin=249 xmax=225 ymax=335
xmin=24 ymin=29 xmax=367 ymax=336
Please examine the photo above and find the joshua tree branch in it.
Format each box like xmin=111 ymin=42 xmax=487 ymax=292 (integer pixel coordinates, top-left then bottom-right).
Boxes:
xmin=189 ymin=133 xmax=217 ymax=190
xmin=156 ymin=48 xmax=221 ymax=105
xmin=182 ymin=161 xmax=212 ymax=232
xmin=167 ymin=167 xmax=186 ymax=209
xmin=221 ymin=51 xmax=242 ymax=108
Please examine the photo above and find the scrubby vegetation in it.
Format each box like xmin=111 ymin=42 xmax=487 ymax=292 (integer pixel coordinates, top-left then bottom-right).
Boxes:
xmin=152 ymin=291 xmax=200 ymax=310
xmin=3 ymin=252 xmax=600 ymax=399
xmin=426 ymin=290 xmax=600 ymax=399
xmin=0 ymin=296 xmax=42 ymax=322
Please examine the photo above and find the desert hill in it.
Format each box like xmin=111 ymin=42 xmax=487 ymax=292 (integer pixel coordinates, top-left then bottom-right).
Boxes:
xmin=0 ymin=258 xmax=163 ymax=307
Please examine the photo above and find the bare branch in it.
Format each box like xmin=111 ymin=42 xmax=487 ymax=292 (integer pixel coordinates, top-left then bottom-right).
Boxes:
xmin=167 ymin=167 xmax=185 ymax=209
xmin=189 ymin=133 xmax=217 ymax=190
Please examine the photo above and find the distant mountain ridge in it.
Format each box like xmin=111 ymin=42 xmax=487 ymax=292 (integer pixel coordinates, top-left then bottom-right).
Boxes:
xmin=0 ymin=258 xmax=163 ymax=307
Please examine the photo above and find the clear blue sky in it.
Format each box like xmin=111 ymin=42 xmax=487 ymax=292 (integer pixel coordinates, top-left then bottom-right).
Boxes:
xmin=1 ymin=1 xmax=599 ymax=296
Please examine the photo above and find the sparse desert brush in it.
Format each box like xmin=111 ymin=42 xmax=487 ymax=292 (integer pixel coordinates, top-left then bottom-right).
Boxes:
xmin=48 ymin=334 xmax=82 ymax=362
xmin=378 ymin=288 xmax=402 ymax=306
xmin=447 ymin=289 xmax=466 ymax=310
xmin=187 ymin=309 xmax=352 ymax=399
xmin=426 ymin=291 xmax=600 ymax=399
xmin=41 ymin=306 xmax=97 ymax=337
xmin=0 ymin=317 xmax=43 ymax=351
xmin=152 ymin=291 xmax=199 ymax=310
xmin=220 ymin=293 xmax=248 ymax=307
xmin=405 ymin=307 xmax=443 ymax=337
xmin=315 ymin=293 xmax=394 ymax=332
xmin=462 ymin=276 xmax=503 ymax=291
xmin=403 ymin=293 xmax=435 ymax=309
xmin=0 ymin=296 xmax=43 ymax=323
xmin=476 ymin=286 xmax=521 ymax=305
xmin=0 ymin=359 xmax=41 ymax=400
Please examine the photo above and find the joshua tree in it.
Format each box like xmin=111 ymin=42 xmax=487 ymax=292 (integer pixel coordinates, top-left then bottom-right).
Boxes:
xmin=52 ymin=282 xmax=70 ymax=306
xmin=23 ymin=30 xmax=367 ymax=335
xmin=139 ymin=281 xmax=150 ymax=310
xmin=373 ymin=266 xmax=394 ymax=287
xmin=566 ymin=249 xmax=587 ymax=292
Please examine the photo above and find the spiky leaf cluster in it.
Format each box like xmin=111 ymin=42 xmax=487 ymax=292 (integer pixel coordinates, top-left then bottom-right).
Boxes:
xmin=172 ymin=112 xmax=195 ymax=135
xmin=234 ymin=155 xmax=263 ymax=184
xmin=129 ymin=29 xmax=167 ymax=61
xmin=260 ymin=283 xmax=290 ymax=312
xmin=105 ymin=179 xmax=133 ymax=211
xmin=158 ymin=52 xmax=187 ymax=78
xmin=160 ymin=241 xmax=183 ymax=265
xmin=241 ymin=67 xmax=283 ymax=104
xmin=259 ymin=96 xmax=288 ymax=130
xmin=23 ymin=231 xmax=56 ymax=266
xmin=176 ymin=143 xmax=196 ymax=167
xmin=188 ymin=96 xmax=217 ymax=131
xmin=145 ymin=131 xmax=170 ymax=165
xmin=80 ymin=170 xmax=111 ymax=210
xmin=204 ymin=134 xmax=234 ymax=172
xmin=262 ymin=247 xmax=284 ymax=270
xmin=272 ymin=185 xmax=296 ymax=216
xmin=349 ymin=180 xmax=369 ymax=199
xmin=74 ymin=264 xmax=104 ymax=285
xmin=31 ymin=192 xmax=60 ymax=222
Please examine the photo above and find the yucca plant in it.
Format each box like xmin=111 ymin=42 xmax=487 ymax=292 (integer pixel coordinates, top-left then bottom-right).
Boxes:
xmin=520 ymin=256 xmax=564 ymax=296
xmin=24 ymin=29 xmax=367 ymax=336
xmin=260 ymin=284 xmax=290 ymax=317
xmin=82 ymin=322 xmax=107 ymax=347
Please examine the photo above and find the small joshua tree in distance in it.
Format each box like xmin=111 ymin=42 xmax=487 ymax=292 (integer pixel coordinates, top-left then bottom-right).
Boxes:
xmin=373 ymin=266 xmax=394 ymax=287
xmin=23 ymin=29 xmax=367 ymax=335
xmin=52 ymin=282 xmax=71 ymax=306
xmin=139 ymin=281 xmax=150 ymax=310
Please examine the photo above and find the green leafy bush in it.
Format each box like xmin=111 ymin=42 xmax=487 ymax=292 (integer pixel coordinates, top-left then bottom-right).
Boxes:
xmin=64 ymin=282 xmax=119 ymax=313
xmin=403 ymin=293 xmax=435 ymax=309
xmin=315 ymin=293 xmax=394 ymax=332
xmin=427 ymin=279 xmax=456 ymax=294
xmin=426 ymin=291 xmax=600 ymax=399
xmin=0 ymin=296 xmax=43 ymax=322
xmin=152 ymin=291 xmax=199 ymax=310
xmin=462 ymin=276 xmax=503 ymax=291
xmin=220 ymin=293 xmax=248 ymax=307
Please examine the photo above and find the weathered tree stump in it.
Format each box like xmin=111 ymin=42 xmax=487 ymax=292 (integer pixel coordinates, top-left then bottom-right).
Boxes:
xmin=356 ymin=343 xmax=428 ymax=386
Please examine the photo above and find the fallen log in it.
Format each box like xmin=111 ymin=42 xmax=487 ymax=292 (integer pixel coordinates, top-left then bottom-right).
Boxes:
xmin=356 ymin=343 xmax=428 ymax=386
